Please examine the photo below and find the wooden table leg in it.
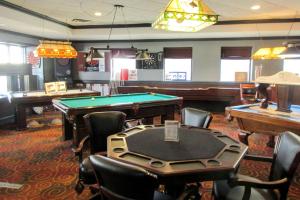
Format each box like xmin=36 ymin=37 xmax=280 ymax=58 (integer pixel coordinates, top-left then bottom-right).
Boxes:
xmin=15 ymin=105 xmax=27 ymax=130
xmin=161 ymin=106 xmax=175 ymax=124
xmin=238 ymin=130 xmax=252 ymax=145
xmin=62 ymin=114 xmax=73 ymax=141
xmin=267 ymin=136 xmax=275 ymax=148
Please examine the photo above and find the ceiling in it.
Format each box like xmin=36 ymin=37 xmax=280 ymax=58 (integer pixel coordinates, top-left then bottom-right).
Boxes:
xmin=1 ymin=0 xmax=300 ymax=41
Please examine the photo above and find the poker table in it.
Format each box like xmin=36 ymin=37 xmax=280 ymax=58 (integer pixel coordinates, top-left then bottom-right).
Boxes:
xmin=9 ymin=89 xmax=100 ymax=130
xmin=53 ymin=93 xmax=182 ymax=146
xmin=226 ymin=103 xmax=300 ymax=147
xmin=107 ymin=125 xmax=247 ymax=196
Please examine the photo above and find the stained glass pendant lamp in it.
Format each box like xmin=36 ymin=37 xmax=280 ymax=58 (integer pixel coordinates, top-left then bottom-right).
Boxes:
xmin=252 ymin=47 xmax=287 ymax=60
xmin=36 ymin=40 xmax=78 ymax=58
xmin=152 ymin=0 xmax=218 ymax=32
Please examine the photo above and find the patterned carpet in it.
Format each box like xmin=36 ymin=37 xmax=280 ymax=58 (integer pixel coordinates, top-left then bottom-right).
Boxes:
xmin=0 ymin=112 xmax=299 ymax=200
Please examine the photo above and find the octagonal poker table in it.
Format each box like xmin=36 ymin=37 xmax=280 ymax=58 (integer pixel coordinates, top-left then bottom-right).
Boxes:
xmin=107 ymin=125 xmax=248 ymax=185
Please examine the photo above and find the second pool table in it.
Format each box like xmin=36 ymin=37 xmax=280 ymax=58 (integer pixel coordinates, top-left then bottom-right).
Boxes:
xmin=53 ymin=93 xmax=183 ymax=146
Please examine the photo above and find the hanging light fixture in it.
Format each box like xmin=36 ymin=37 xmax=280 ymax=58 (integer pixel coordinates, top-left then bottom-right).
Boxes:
xmin=279 ymin=43 xmax=300 ymax=59
xmin=36 ymin=40 xmax=77 ymax=58
xmin=279 ymin=12 xmax=300 ymax=58
xmin=86 ymin=4 xmax=150 ymax=61
xmin=252 ymin=47 xmax=287 ymax=60
xmin=136 ymin=50 xmax=151 ymax=60
xmin=251 ymin=22 xmax=287 ymax=60
xmin=86 ymin=47 xmax=103 ymax=62
xmin=152 ymin=0 xmax=218 ymax=32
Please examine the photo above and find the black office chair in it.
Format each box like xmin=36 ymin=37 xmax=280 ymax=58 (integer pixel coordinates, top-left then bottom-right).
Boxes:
xmin=181 ymin=107 xmax=213 ymax=128
xmin=73 ymin=111 xmax=126 ymax=194
xmin=89 ymin=155 xmax=174 ymax=200
xmin=213 ymin=131 xmax=300 ymax=200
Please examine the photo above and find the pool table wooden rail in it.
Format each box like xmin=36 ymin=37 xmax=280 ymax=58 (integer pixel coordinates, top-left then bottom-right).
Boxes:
xmin=52 ymin=93 xmax=183 ymax=146
xmin=226 ymin=103 xmax=300 ymax=147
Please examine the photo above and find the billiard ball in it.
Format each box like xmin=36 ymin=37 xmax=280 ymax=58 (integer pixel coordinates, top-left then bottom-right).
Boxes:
xmin=91 ymin=97 xmax=95 ymax=100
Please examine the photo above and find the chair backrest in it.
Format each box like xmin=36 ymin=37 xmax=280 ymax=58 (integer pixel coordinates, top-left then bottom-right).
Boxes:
xmin=270 ymin=132 xmax=300 ymax=185
xmin=181 ymin=107 xmax=212 ymax=128
xmin=89 ymin=155 xmax=158 ymax=200
xmin=84 ymin=111 xmax=126 ymax=154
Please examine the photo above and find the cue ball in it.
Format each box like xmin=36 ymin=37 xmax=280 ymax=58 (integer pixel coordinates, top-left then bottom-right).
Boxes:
xmin=91 ymin=97 xmax=95 ymax=100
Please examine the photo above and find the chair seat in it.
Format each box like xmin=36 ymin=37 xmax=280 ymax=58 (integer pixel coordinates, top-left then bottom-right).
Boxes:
xmin=214 ymin=175 xmax=278 ymax=200
xmin=79 ymin=158 xmax=97 ymax=185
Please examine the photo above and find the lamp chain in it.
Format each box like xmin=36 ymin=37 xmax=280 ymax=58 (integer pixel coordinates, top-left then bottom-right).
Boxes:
xmin=121 ymin=7 xmax=134 ymax=48
xmin=107 ymin=5 xmax=119 ymax=49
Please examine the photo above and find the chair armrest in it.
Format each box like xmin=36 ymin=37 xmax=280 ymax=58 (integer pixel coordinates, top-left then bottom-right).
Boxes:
xmin=244 ymin=154 xmax=273 ymax=163
xmin=229 ymin=174 xmax=288 ymax=189
xmin=72 ymin=135 xmax=90 ymax=162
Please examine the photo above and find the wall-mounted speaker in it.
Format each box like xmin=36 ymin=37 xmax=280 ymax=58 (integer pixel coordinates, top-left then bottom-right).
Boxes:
xmin=54 ymin=58 xmax=72 ymax=77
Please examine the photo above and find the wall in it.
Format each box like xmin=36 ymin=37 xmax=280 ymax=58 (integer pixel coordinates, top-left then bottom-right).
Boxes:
xmin=74 ymin=39 xmax=288 ymax=82
xmin=0 ymin=30 xmax=39 ymax=45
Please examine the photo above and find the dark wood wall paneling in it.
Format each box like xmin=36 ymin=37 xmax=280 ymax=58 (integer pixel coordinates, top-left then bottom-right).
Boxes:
xmin=164 ymin=47 xmax=192 ymax=59
xmin=221 ymin=47 xmax=252 ymax=59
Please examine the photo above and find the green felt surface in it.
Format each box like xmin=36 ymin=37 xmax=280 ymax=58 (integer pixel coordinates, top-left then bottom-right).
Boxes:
xmin=59 ymin=93 xmax=178 ymax=108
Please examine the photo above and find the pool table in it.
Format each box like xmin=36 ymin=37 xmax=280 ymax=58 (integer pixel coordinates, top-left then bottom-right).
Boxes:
xmin=226 ymin=103 xmax=300 ymax=147
xmin=52 ymin=93 xmax=183 ymax=146
xmin=9 ymin=89 xmax=100 ymax=130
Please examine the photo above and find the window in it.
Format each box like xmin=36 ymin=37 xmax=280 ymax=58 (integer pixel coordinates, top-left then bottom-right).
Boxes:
xmin=220 ymin=47 xmax=252 ymax=82
xmin=220 ymin=60 xmax=251 ymax=81
xmin=0 ymin=43 xmax=25 ymax=64
xmin=164 ymin=59 xmax=192 ymax=81
xmin=112 ymin=58 xmax=136 ymax=80
xmin=111 ymin=49 xmax=136 ymax=80
xmin=0 ymin=76 xmax=8 ymax=94
xmin=0 ymin=44 xmax=9 ymax=64
xmin=164 ymin=47 xmax=192 ymax=81
xmin=9 ymin=45 xmax=24 ymax=64
xmin=283 ymin=59 xmax=300 ymax=75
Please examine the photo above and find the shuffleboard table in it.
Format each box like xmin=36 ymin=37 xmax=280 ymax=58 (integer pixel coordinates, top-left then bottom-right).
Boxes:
xmin=52 ymin=93 xmax=183 ymax=146
xmin=9 ymin=89 xmax=100 ymax=130
xmin=226 ymin=103 xmax=300 ymax=147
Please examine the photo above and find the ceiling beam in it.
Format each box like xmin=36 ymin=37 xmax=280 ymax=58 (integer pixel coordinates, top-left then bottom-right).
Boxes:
xmin=2 ymin=0 xmax=300 ymax=30
xmin=72 ymin=36 xmax=300 ymax=43
xmin=0 ymin=0 xmax=73 ymax=28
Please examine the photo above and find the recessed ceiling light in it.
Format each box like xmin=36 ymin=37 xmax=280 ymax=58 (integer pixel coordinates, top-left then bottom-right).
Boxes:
xmin=94 ymin=12 xmax=102 ymax=16
xmin=251 ymin=5 xmax=261 ymax=10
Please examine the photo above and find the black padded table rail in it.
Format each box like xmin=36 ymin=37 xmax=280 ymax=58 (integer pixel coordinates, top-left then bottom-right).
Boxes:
xmin=126 ymin=128 xmax=226 ymax=161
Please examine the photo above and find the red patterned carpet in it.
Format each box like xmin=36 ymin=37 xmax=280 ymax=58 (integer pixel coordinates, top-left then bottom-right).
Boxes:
xmin=0 ymin=112 xmax=299 ymax=200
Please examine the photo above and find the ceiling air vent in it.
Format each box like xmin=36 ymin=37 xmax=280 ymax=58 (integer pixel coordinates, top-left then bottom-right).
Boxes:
xmin=72 ymin=18 xmax=91 ymax=23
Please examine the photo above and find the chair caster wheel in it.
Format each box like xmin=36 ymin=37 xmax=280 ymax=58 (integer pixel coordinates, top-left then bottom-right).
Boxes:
xmin=75 ymin=182 xmax=84 ymax=194
xmin=89 ymin=186 xmax=99 ymax=194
